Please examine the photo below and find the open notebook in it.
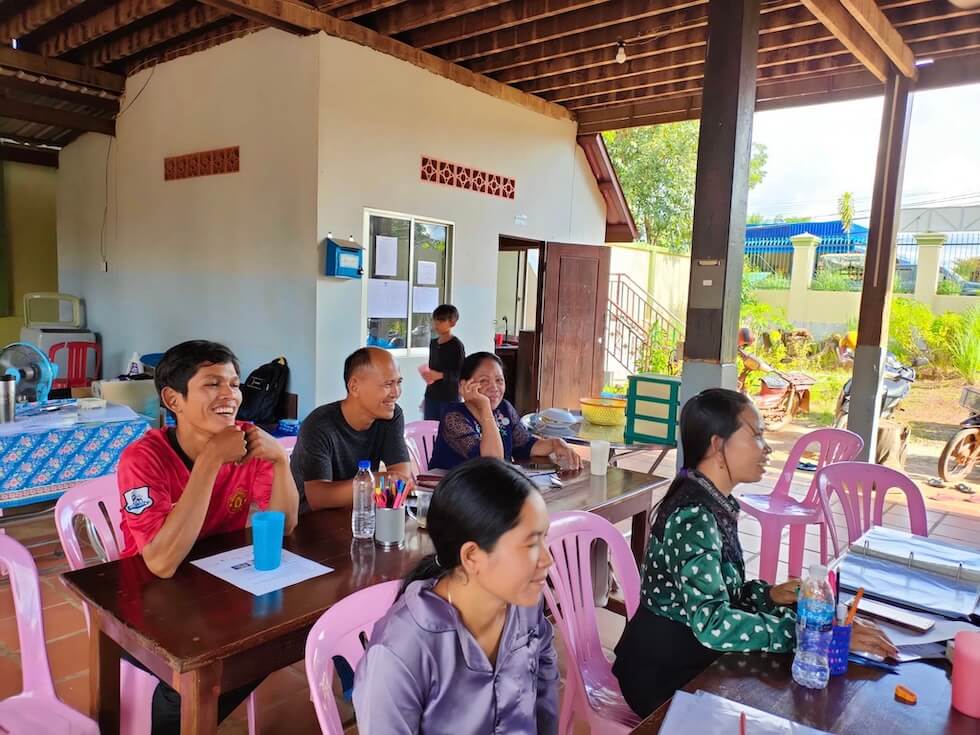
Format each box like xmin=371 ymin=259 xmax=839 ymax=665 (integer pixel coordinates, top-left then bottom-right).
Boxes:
xmin=840 ymin=528 xmax=980 ymax=621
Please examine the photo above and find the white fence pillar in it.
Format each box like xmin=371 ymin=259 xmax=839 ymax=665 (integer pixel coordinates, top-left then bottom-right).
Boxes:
xmin=913 ymin=232 xmax=947 ymax=305
xmin=788 ymin=233 xmax=820 ymax=324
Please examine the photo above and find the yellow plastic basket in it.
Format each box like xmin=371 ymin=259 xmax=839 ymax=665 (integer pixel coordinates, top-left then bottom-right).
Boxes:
xmin=580 ymin=397 xmax=627 ymax=426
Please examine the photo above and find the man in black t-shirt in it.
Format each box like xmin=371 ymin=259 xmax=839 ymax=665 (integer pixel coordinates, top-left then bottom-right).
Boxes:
xmin=291 ymin=348 xmax=412 ymax=512
xmin=420 ymin=304 xmax=465 ymax=421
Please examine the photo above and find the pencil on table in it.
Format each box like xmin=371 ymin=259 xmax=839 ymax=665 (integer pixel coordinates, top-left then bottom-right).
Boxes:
xmin=845 ymin=587 xmax=864 ymax=626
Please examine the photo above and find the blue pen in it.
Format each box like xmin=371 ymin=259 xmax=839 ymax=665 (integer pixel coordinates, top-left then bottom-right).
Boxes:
xmin=848 ymin=653 xmax=898 ymax=673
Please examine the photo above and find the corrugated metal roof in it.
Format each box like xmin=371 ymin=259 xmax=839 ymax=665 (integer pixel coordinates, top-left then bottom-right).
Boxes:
xmin=745 ymin=220 xmax=870 ymax=246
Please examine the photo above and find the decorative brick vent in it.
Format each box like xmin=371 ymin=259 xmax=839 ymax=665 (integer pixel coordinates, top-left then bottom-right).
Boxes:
xmin=164 ymin=146 xmax=240 ymax=181
xmin=420 ymin=156 xmax=515 ymax=199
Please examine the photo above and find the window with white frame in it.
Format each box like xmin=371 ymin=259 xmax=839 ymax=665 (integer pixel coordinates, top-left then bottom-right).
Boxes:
xmin=365 ymin=211 xmax=453 ymax=351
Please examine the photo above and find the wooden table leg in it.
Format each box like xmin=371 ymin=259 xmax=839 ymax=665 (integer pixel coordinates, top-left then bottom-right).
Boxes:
xmin=179 ymin=664 xmax=222 ymax=735
xmin=89 ymin=626 xmax=121 ymax=735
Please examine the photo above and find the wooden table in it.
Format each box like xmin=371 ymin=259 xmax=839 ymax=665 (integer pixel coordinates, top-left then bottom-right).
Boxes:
xmin=631 ymin=652 xmax=975 ymax=734
xmin=63 ymin=465 xmax=666 ymax=735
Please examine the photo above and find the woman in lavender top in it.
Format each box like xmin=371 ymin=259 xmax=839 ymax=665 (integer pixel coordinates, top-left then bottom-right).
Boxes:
xmin=353 ymin=458 xmax=559 ymax=734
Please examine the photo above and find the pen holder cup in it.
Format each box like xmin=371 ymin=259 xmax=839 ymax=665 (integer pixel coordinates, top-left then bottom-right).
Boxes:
xmin=829 ymin=624 xmax=852 ymax=676
xmin=375 ymin=507 xmax=406 ymax=550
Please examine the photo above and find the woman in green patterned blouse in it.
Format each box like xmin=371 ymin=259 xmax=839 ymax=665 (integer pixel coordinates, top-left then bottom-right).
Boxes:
xmin=612 ymin=388 xmax=895 ymax=717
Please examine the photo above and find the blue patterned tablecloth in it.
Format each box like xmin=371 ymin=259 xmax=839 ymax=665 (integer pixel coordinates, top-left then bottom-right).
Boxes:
xmin=0 ymin=419 xmax=149 ymax=509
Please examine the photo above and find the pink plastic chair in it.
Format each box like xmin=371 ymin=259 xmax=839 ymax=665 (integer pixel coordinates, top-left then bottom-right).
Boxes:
xmin=0 ymin=534 xmax=100 ymax=734
xmin=305 ymin=580 xmax=400 ymax=735
xmin=278 ymin=435 xmax=297 ymax=454
xmin=544 ymin=511 xmax=642 ymax=734
xmin=739 ymin=428 xmax=864 ymax=583
xmin=404 ymin=420 xmax=439 ymax=473
xmin=816 ymin=462 xmax=929 ymax=559
xmin=54 ymin=476 xmax=259 ymax=735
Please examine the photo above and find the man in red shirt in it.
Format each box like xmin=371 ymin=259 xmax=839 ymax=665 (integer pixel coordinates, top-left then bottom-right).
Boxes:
xmin=116 ymin=340 xmax=299 ymax=733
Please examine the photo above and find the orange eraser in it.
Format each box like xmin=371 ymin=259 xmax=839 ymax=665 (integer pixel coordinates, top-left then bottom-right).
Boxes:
xmin=895 ymin=685 xmax=917 ymax=705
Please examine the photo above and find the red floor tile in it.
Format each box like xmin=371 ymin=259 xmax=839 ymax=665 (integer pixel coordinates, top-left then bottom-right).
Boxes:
xmin=55 ymin=673 xmax=90 ymax=717
xmin=0 ymin=653 xmax=22 ymax=699
xmin=46 ymin=631 xmax=90 ymax=680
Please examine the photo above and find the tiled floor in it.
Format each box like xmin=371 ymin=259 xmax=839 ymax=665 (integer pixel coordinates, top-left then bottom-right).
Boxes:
xmin=2 ymin=430 xmax=978 ymax=733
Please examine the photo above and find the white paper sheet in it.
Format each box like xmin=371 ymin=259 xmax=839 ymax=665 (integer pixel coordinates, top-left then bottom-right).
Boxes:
xmin=374 ymin=235 xmax=399 ymax=277
xmin=0 ymin=401 xmax=141 ymax=437
xmin=191 ymin=546 xmax=333 ymax=596
xmin=660 ymin=691 xmax=831 ymax=735
xmin=417 ymin=260 xmax=438 ymax=285
xmin=412 ymin=286 xmax=440 ymax=314
xmin=367 ymin=279 xmax=408 ymax=319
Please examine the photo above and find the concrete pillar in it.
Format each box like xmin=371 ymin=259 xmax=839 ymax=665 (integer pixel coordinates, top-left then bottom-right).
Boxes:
xmin=913 ymin=233 xmax=947 ymax=305
xmin=788 ymin=233 xmax=820 ymax=324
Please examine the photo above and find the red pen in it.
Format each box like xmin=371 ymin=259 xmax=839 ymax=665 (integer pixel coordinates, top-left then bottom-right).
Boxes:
xmin=740 ymin=711 xmax=747 ymax=735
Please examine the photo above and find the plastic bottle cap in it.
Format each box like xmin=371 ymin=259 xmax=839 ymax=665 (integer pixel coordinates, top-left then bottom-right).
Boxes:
xmin=358 ymin=460 xmax=371 ymax=470
xmin=809 ymin=563 xmax=828 ymax=579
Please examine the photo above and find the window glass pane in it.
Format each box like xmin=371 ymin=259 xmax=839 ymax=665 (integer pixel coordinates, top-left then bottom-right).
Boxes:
xmin=366 ymin=215 xmax=411 ymax=349
xmin=410 ymin=221 xmax=452 ymax=348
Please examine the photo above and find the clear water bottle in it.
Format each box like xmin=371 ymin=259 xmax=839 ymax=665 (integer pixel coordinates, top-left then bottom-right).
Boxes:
xmin=792 ymin=563 xmax=835 ymax=689
xmin=352 ymin=460 xmax=376 ymax=539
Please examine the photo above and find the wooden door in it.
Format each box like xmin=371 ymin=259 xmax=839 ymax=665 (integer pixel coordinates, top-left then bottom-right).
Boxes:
xmin=537 ymin=242 xmax=610 ymax=410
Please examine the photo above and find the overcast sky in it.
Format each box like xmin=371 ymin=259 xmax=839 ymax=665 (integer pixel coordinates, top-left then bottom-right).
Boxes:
xmin=746 ymin=81 xmax=980 ymax=223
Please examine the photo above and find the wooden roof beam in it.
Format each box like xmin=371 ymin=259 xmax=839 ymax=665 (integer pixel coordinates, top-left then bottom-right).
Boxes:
xmin=197 ymin=0 xmax=323 ymax=34
xmin=315 ymin=7 xmax=574 ymax=122
xmin=0 ymin=46 xmax=123 ymax=92
xmin=36 ymin=0 xmax=180 ymax=58
xmin=318 ymin=1 xmax=406 ymax=17
xmin=839 ymin=0 xmax=918 ymax=77
xmin=0 ymin=0 xmax=86 ymax=45
xmin=436 ymin=0 xmax=708 ymax=64
xmin=0 ymin=73 xmax=119 ymax=111
xmin=0 ymin=94 xmax=114 ymax=134
xmin=402 ymin=0 xmax=608 ymax=50
xmin=77 ymin=5 xmax=229 ymax=67
xmin=0 ymin=142 xmax=59 ymax=167
xmin=799 ymin=0 xmax=894 ymax=81
xmin=369 ymin=0 xmax=509 ymax=37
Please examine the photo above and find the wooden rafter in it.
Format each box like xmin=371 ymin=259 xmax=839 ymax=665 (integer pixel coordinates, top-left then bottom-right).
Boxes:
xmin=123 ymin=17 xmax=260 ymax=73
xmin=369 ymin=0 xmax=509 ymax=37
xmin=197 ymin=0 xmax=323 ymax=34
xmin=402 ymin=0 xmax=608 ymax=49
xmin=316 ymin=9 xmax=574 ymax=121
xmin=0 ymin=142 xmax=59 ymax=167
xmin=78 ymin=5 xmax=229 ymax=67
xmin=436 ymin=0 xmax=708 ymax=64
xmin=36 ymin=0 xmax=180 ymax=58
xmin=320 ymin=0 xmax=406 ymax=18
xmin=0 ymin=94 xmax=115 ymax=134
xmin=0 ymin=74 xmax=119 ymax=111
xmin=490 ymin=0 xmax=958 ymax=85
xmin=0 ymin=46 xmax=124 ymax=92
xmin=0 ymin=0 xmax=85 ymax=45
xmin=800 ymin=0 xmax=895 ymax=81
xmin=840 ymin=0 xmax=918 ymax=76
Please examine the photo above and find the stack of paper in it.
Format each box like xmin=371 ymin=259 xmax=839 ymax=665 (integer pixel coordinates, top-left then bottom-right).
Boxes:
xmin=659 ymin=691 xmax=831 ymax=735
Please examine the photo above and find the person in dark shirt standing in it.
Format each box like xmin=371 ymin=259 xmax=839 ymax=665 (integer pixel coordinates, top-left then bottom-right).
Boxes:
xmin=420 ymin=304 xmax=465 ymax=421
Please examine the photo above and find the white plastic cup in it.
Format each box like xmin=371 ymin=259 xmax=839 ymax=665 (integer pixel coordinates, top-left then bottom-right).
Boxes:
xmin=590 ymin=440 xmax=610 ymax=476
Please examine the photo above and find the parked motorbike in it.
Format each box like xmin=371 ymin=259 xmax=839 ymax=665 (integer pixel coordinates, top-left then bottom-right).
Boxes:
xmin=737 ymin=347 xmax=816 ymax=431
xmin=938 ymin=386 xmax=980 ymax=482
xmin=833 ymin=352 xmax=916 ymax=429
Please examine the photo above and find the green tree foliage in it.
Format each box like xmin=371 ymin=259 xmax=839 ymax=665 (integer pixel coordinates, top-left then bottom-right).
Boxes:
xmin=838 ymin=191 xmax=855 ymax=241
xmin=604 ymin=123 xmax=768 ymax=252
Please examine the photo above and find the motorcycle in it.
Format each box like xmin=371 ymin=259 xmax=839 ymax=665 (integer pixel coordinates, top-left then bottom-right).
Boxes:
xmin=938 ymin=386 xmax=980 ymax=482
xmin=738 ymin=347 xmax=816 ymax=431
xmin=833 ymin=353 xmax=916 ymax=429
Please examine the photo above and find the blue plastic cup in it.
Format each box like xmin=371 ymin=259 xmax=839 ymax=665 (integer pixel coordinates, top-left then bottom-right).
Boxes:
xmin=829 ymin=624 xmax=852 ymax=676
xmin=252 ymin=511 xmax=285 ymax=571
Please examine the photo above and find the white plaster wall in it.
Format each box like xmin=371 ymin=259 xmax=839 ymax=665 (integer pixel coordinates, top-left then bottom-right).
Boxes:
xmin=314 ymin=33 xmax=606 ymax=417
xmin=58 ymin=30 xmax=320 ymax=413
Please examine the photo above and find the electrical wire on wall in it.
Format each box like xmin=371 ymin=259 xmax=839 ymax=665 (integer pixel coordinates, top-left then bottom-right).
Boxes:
xmin=99 ymin=63 xmax=155 ymax=272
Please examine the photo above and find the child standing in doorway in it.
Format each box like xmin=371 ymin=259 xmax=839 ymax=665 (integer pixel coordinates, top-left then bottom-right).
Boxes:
xmin=421 ymin=304 xmax=465 ymax=420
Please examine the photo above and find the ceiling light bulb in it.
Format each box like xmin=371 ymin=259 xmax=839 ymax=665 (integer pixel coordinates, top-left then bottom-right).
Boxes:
xmin=615 ymin=42 xmax=627 ymax=64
